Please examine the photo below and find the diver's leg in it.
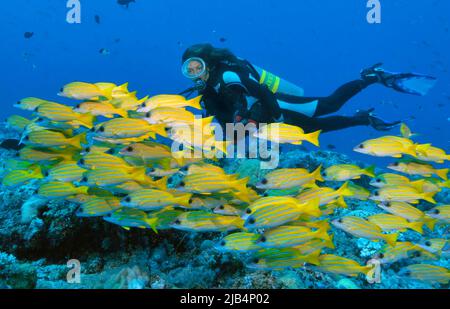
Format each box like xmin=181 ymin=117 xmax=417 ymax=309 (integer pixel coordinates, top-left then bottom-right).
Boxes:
xmin=283 ymin=109 xmax=370 ymax=133
xmin=312 ymin=79 xmax=377 ymax=117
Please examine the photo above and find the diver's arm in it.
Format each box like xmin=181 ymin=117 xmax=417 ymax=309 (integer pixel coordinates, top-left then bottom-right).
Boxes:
xmin=242 ymin=78 xmax=282 ymax=121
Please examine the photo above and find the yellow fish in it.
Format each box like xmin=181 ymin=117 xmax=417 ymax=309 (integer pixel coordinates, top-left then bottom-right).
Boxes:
xmin=171 ymin=211 xmax=244 ymax=232
xmin=322 ymin=164 xmax=375 ymax=181
xmin=6 ymin=115 xmax=32 ymax=131
xmin=249 ymin=248 xmax=321 ymax=270
xmin=24 ymin=131 xmax=86 ymax=149
xmin=368 ymin=213 xmax=424 ymax=234
xmin=370 ymin=185 xmax=436 ymax=204
xmin=255 ymin=165 xmax=323 ymax=190
xmin=400 ymin=123 xmax=417 ymax=139
xmin=418 ymin=238 xmax=448 ymax=256
xmin=427 ymin=205 xmax=450 ymax=224
xmin=331 ymin=216 xmax=398 ymax=246
xmin=377 ymin=201 xmax=436 ymax=230
xmin=80 ymin=167 xmax=151 ymax=188
xmin=315 ymin=254 xmax=373 ymax=277
xmin=14 ymin=97 xmax=49 ymax=111
xmin=58 ymin=82 xmax=107 ymax=100
xmin=244 ymin=198 xmax=321 ymax=229
xmin=354 ymin=136 xmax=419 ymax=158
xmin=378 ymin=242 xmax=436 ymax=264
xmin=73 ymin=101 xmax=127 ymax=118
xmin=178 ymin=173 xmax=249 ymax=197
xmin=137 ymin=94 xmax=203 ymax=112
xmin=38 ymin=181 xmax=89 ymax=198
xmin=415 ymin=145 xmax=450 ymax=163
xmin=103 ymin=208 xmax=158 ymax=232
xmin=111 ymin=94 xmax=148 ymax=111
xmin=2 ymin=166 xmax=44 ymax=187
xmin=120 ymin=189 xmax=191 ymax=211
xmin=35 ymin=102 xmax=95 ymax=128
xmin=19 ymin=146 xmax=76 ymax=162
xmin=77 ymin=196 xmax=121 ymax=217
xmin=388 ymin=161 xmax=448 ymax=180
xmin=346 ymin=182 xmax=371 ymax=200
xmin=216 ymin=232 xmax=262 ymax=252
xmin=370 ymin=173 xmax=418 ymax=188
xmin=46 ymin=161 xmax=87 ymax=182
xmin=142 ymin=107 xmax=214 ymax=128
xmin=254 ymin=123 xmax=320 ymax=147
xmin=258 ymin=225 xmax=331 ymax=248
xmin=296 ymin=182 xmax=352 ymax=208
xmin=94 ymin=118 xmax=167 ymax=139
xmin=399 ymin=264 xmax=450 ymax=284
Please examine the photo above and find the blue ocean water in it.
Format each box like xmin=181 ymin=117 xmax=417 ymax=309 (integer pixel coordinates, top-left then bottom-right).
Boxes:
xmin=1 ymin=0 xmax=449 ymax=163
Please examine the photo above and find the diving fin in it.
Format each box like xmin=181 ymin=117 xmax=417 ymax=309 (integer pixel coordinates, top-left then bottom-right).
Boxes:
xmin=361 ymin=63 xmax=437 ymax=96
xmin=355 ymin=108 xmax=401 ymax=131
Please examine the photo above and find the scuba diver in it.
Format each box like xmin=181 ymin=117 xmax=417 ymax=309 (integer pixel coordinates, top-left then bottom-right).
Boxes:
xmin=179 ymin=44 xmax=437 ymax=133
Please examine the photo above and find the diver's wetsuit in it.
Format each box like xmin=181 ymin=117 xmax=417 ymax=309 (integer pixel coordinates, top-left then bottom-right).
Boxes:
xmin=199 ymin=60 xmax=378 ymax=133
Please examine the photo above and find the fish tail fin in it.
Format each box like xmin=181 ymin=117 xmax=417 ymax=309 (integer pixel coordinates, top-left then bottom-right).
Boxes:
xmin=187 ymin=95 xmax=203 ymax=110
xmin=77 ymin=113 xmax=95 ymax=129
xmin=410 ymin=179 xmax=425 ymax=192
xmin=422 ymin=192 xmax=437 ymax=204
xmin=384 ymin=233 xmax=399 ymax=247
xmin=70 ymin=132 xmax=87 ymax=149
xmin=324 ymin=234 xmax=335 ymax=249
xmin=336 ymin=195 xmax=347 ymax=208
xmin=78 ymin=186 xmax=89 ymax=195
xmin=150 ymin=124 xmax=168 ymax=138
xmin=311 ymin=165 xmax=324 ymax=182
xmin=171 ymin=151 xmax=186 ymax=167
xmin=146 ymin=217 xmax=158 ymax=233
xmin=314 ymin=227 xmax=331 ymax=243
xmin=436 ymin=168 xmax=448 ymax=181
xmin=201 ymin=116 xmax=215 ymax=128
xmin=131 ymin=167 xmax=150 ymax=184
xmin=305 ymin=250 xmax=321 ymax=266
xmin=364 ymin=165 xmax=376 ymax=178
xmin=154 ymin=176 xmax=168 ymax=191
xmin=415 ymin=143 xmax=431 ymax=156
xmin=300 ymin=198 xmax=321 ymax=217
xmin=423 ymin=216 xmax=437 ymax=231
xmin=115 ymin=108 xmax=128 ymax=118
xmin=303 ymin=130 xmax=321 ymax=147
xmin=409 ymin=221 xmax=424 ymax=234
xmin=406 ymin=145 xmax=419 ymax=158
xmin=337 ymin=181 xmax=352 ymax=197
xmin=174 ymin=193 xmax=192 ymax=207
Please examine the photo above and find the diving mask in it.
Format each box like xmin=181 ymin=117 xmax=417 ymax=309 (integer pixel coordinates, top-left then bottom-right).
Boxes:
xmin=182 ymin=57 xmax=207 ymax=80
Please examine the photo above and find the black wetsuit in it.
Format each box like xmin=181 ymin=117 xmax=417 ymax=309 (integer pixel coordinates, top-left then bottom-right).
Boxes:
xmin=198 ymin=60 xmax=378 ymax=133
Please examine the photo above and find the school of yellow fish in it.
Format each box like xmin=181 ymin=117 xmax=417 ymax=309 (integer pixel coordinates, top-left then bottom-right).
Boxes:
xmin=3 ymin=81 xmax=450 ymax=285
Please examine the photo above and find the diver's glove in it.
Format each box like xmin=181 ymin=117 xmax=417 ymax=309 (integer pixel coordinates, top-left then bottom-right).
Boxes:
xmin=355 ymin=108 xmax=401 ymax=131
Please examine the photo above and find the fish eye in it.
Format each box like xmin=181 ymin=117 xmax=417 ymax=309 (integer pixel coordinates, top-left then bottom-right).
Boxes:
xmin=78 ymin=158 xmax=85 ymax=165
xmin=173 ymin=219 xmax=181 ymax=225
xmin=126 ymin=146 xmax=133 ymax=152
xmin=124 ymin=196 xmax=131 ymax=203
xmin=165 ymin=127 xmax=171 ymax=132
xmin=179 ymin=181 xmax=185 ymax=187
xmin=378 ymin=253 xmax=384 ymax=259
xmin=154 ymin=176 xmax=163 ymax=181
xmin=75 ymin=104 xmax=80 ymax=109
xmin=432 ymin=209 xmax=440 ymax=214
xmin=321 ymin=172 xmax=327 ymax=177
xmin=81 ymin=176 xmax=88 ymax=182
xmin=359 ymin=144 xmax=364 ymax=149
xmin=262 ymin=192 xmax=268 ymax=197
xmin=90 ymin=127 xmax=96 ymax=132
xmin=16 ymin=101 xmax=21 ymax=105
xmin=413 ymin=251 xmax=421 ymax=257
xmin=375 ymin=178 xmax=381 ymax=183
xmin=219 ymin=205 xmax=224 ymax=210
xmin=141 ymin=102 xmax=146 ymax=107
xmin=24 ymin=136 xmax=29 ymax=141
xmin=180 ymin=166 xmax=188 ymax=172
xmin=145 ymin=112 xmax=151 ymax=118
xmin=106 ymin=149 xmax=115 ymax=155
xmin=337 ymin=218 xmax=343 ymax=223
xmin=261 ymin=178 xmax=268 ymax=185
xmin=246 ymin=208 xmax=252 ymax=214
xmin=259 ymin=236 xmax=266 ymax=243
xmin=84 ymin=147 xmax=90 ymax=153
xmin=60 ymin=87 xmax=64 ymax=93
xmin=248 ymin=217 xmax=255 ymax=224
xmin=384 ymin=202 xmax=391 ymax=207
xmin=252 ymin=258 xmax=260 ymax=264
xmin=188 ymin=198 xmax=193 ymax=204
xmin=167 ymin=177 xmax=173 ymax=184
xmin=392 ymin=162 xmax=399 ymax=167
xmin=374 ymin=191 xmax=379 ymax=196
xmin=219 ymin=240 xmax=226 ymax=246
xmin=148 ymin=168 xmax=155 ymax=173
xmin=99 ymin=126 xmax=105 ymax=132
xmin=43 ymin=171 xmax=49 ymax=177
xmin=425 ymin=241 xmax=431 ymax=246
